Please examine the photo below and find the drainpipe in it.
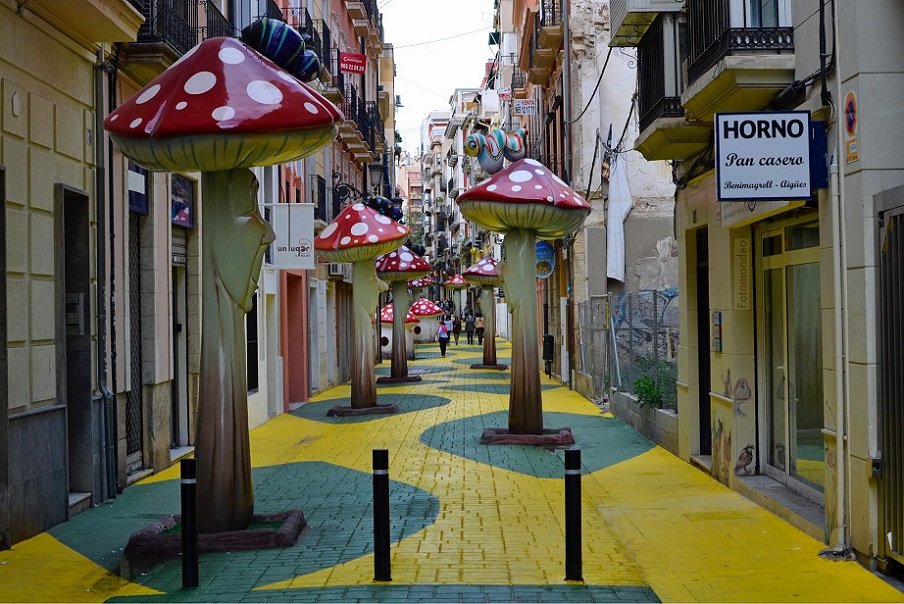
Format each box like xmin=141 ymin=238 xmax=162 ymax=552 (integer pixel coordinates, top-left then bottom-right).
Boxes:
xmin=561 ymin=0 xmax=575 ymax=387
xmin=94 ymin=49 xmax=117 ymax=499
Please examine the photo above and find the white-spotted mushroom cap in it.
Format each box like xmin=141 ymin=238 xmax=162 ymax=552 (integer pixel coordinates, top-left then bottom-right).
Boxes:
xmin=103 ymin=37 xmax=342 ymax=172
xmin=409 ymin=298 xmax=443 ymax=318
xmin=378 ymin=304 xmax=420 ymax=325
xmin=375 ymin=246 xmax=431 ymax=282
xmin=463 ymin=256 xmax=503 ymax=287
xmin=408 ymin=275 xmax=435 ymax=289
xmin=457 ymin=158 xmax=591 ymax=239
xmin=314 ymin=202 xmax=409 ymax=263
xmin=444 ymin=274 xmax=468 ymax=289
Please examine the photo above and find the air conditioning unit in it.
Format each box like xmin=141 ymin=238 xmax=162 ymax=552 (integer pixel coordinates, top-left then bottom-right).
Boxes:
xmin=328 ymin=263 xmax=345 ymax=277
xmin=610 ymin=0 xmax=682 ymax=47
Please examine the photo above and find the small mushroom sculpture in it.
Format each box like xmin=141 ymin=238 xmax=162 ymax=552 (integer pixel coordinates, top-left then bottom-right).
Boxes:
xmin=409 ymin=297 xmax=444 ymax=344
xmin=443 ymin=273 xmax=468 ymax=314
xmin=463 ymin=256 xmax=506 ymax=370
xmin=408 ymin=274 xmax=434 ymax=298
xmin=376 ymin=304 xmax=420 ymax=362
xmin=457 ymin=158 xmax=590 ymax=436
xmin=375 ymin=246 xmax=431 ymax=382
xmin=315 ymin=203 xmax=409 ymax=412
xmin=103 ymin=36 xmax=341 ymax=533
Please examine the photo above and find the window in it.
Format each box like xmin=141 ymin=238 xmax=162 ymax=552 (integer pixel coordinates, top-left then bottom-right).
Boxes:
xmin=246 ymin=292 xmax=259 ymax=392
xmin=750 ymin=0 xmax=779 ymax=28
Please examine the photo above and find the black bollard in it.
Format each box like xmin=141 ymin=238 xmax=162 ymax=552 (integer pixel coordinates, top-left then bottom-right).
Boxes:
xmin=564 ymin=449 xmax=583 ymax=581
xmin=373 ymin=449 xmax=392 ymax=581
xmin=180 ymin=458 xmax=199 ymax=588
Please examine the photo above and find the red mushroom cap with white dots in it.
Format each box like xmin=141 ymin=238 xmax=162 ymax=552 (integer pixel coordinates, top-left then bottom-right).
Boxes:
xmin=378 ymin=304 xmax=420 ymax=325
xmin=408 ymin=275 xmax=435 ymax=288
xmin=444 ymin=274 xmax=468 ymax=289
xmin=314 ymin=202 xmax=409 ymax=263
xmin=457 ymin=158 xmax=591 ymax=239
xmin=463 ymin=256 xmax=503 ymax=287
xmin=375 ymin=246 xmax=431 ymax=282
xmin=103 ymin=37 xmax=342 ymax=172
xmin=409 ymin=298 xmax=444 ymax=318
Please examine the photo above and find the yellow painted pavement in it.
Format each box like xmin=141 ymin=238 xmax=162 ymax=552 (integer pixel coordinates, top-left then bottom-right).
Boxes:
xmin=1 ymin=340 xmax=901 ymax=602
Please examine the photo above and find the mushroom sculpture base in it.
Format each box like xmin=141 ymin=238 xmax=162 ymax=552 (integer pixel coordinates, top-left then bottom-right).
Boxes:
xmin=196 ymin=168 xmax=275 ymax=534
xmin=376 ymin=375 xmax=423 ymax=384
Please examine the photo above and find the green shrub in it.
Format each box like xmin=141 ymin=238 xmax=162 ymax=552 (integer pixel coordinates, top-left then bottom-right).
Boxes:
xmin=633 ymin=376 xmax=663 ymax=408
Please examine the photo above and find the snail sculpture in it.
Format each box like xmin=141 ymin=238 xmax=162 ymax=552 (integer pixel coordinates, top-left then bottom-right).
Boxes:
xmin=464 ymin=128 xmax=527 ymax=174
xmin=241 ymin=17 xmax=322 ymax=83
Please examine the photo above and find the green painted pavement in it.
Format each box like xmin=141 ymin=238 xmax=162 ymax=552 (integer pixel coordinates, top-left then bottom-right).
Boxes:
xmin=50 ymin=462 xmax=439 ymax=596
xmin=418 ymin=411 xmax=653 ymax=478
xmin=292 ymin=394 xmax=452 ymax=423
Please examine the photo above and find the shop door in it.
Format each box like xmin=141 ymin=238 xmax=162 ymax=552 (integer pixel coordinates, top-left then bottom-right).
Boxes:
xmin=878 ymin=204 xmax=904 ymax=563
xmin=125 ymin=215 xmax=144 ymax=474
xmin=696 ymin=228 xmax=712 ymax=455
xmin=758 ymin=220 xmax=824 ymax=498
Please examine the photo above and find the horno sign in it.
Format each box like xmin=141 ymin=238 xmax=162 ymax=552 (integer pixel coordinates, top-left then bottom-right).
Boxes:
xmin=715 ymin=111 xmax=811 ymax=202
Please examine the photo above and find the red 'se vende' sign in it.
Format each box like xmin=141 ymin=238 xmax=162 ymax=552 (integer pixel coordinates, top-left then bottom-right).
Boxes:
xmin=339 ymin=52 xmax=367 ymax=74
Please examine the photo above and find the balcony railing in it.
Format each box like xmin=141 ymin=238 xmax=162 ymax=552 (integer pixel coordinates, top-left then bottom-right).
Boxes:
xmin=315 ymin=20 xmax=332 ymax=77
xmin=512 ymin=69 xmax=527 ymax=89
xmin=311 ymin=174 xmax=329 ymax=222
xmin=539 ymin=0 xmax=562 ymax=27
xmin=130 ymin=0 xmax=199 ymax=56
xmin=638 ymin=14 xmax=685 ymax=132
xmin=203 ymin=1 xmax=236 ymax=40
xmin=327 ymin=48 xmax=347 ymax=90
xmin=686 ymin=0 xmax=793 ymax=84
xmin=261 ymin=0 xmax=283 ymax=20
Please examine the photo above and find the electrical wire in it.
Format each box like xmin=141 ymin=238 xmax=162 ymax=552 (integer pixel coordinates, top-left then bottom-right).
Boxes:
xmin=566 ymin=46 xmax=613 ymax=125
xmin=393 ymin=27 xmax=490 ymax=49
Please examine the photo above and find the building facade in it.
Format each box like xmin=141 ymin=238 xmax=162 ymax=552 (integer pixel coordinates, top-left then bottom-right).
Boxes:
xmin=624 ymin=0 xmax=904 ymax=569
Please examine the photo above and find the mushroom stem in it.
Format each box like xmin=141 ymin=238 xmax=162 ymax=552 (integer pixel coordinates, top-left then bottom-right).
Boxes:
xmin=390 ymin=281 xmax=410 ymax=378
xmin=196 ymin=168 xmax=274 ymax=533
xmin=500 ymin=228 xmax=543 ymax=435
xmin=481 ymin=285 xmax=499 ymax=366
xmin=351 ymin=260 xmax=384 ymax=408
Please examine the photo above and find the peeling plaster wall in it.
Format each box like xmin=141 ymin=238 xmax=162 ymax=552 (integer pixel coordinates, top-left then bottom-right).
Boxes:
xmin=569 ymin=0 xmax=677 ymax=305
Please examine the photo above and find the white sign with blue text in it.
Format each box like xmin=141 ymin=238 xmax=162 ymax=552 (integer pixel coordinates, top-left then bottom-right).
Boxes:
xmin=715 ymin=111 xmax=811 ymax=201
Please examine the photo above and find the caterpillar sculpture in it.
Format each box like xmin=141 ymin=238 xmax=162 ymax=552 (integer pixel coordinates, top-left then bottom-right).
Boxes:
xmin=240 ymin=17 xmax=322 ymax=84
xmin=464 ymin=127 xmax=527 ymax=174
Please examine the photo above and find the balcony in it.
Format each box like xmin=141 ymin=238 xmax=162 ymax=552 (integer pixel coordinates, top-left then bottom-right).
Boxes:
xmin=121 ymin=0 xmax=201 ymax=83
xmin=537 ymin=0 xmax=564 ymax=50
xmin=527 ymin=16 xmax=557 ymax=85
xmin=682 ymin=0 xmax=795 ymax=120
xmin=339 ymin=86 xmax=375 ymax=163
xmin=609 ymin=0 xmax=684 ymax=47
xmin=27 ymin=0 xmax=142 ymax=44
xmin=310 ymin=174 xmax=330 ymax=224
xmin=323 ymin=49 xmax=347 ymax=103
xmin=635 ymin=13 xmax=710 ymax=161
xmin=512 ymin=69 xmax=529 ymax=98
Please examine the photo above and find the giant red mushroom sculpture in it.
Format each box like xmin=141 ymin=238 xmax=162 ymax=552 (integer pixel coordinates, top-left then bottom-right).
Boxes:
xmin=375 ymin=246 xmax=431 ymax=383
xmin=315 ymin=203 xmax=409 ymax=413
xmin=104 ymin=36 xmax=341 ymax=532
xmin=457 ymin=158 xmax=590 ymax=436
xmin=463 ymin=256 xmax=506 ymax=370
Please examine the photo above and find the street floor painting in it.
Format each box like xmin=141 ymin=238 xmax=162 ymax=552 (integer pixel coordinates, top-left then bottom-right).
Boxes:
xmin=291 ymin=393 xmax=452 ymax=423
xmin=419 ymin=411 xmax=653 ymax=478
xmin=50 ymin=461 xmax=439 ymax=600
xmin=438 ymin=382 xmax=560 ymax=395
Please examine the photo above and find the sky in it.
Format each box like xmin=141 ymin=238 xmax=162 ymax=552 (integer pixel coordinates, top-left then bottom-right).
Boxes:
xmin=379 ymin=0 xmax=497 ymax=157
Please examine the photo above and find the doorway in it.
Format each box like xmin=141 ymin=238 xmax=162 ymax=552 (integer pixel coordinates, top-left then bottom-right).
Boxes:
xmin=125 ymin=214 xmax=144 ymax=474
xmin=757 ymin=220 xmax=824 ymax=498
xmin=696 ymin=228 xmax=712 ymax=456
xmin=171 ymin=265 xmax=190 ymax=447
xmin=0 ymin=167 xmax=8 ymax=549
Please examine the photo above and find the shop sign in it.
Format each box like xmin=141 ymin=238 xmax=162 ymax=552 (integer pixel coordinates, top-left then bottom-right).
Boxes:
xmin=536 ymin=240 xmax=555 ymax=279
xmin=339 ymin=52 xmax=367 ymax=74
xmin=513 ymin=98 xmax=536 ymax=115
xmin=498 ymin=87 xmax=512 ymax=101
xmin=268 ymin=203 xmax=315 ymax=269
xmin=715 ymin=111 xmax=811 ymax=201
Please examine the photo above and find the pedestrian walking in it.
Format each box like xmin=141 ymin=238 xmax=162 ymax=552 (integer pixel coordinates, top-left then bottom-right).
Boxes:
xmin=435 ymin=321 xmax=450 ymax=357
xmin=444 ymin=314 xmax=453 ymax=335
xmin=465 ymin=314 xmax=476 ymax=344
xmin=452 ymin=315 xmax=462 ymax=345
xmin=475 ymin=314 xmax=485 ymax=344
